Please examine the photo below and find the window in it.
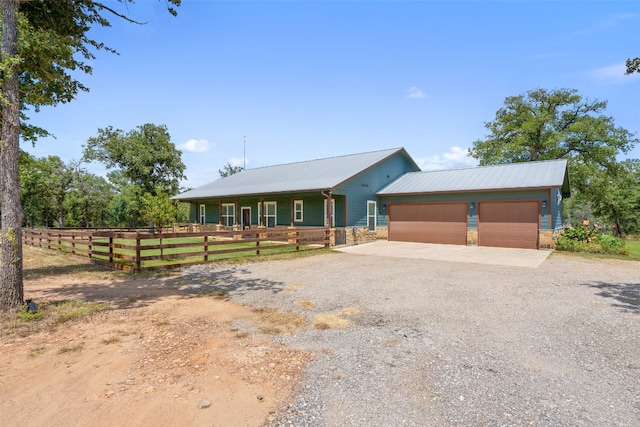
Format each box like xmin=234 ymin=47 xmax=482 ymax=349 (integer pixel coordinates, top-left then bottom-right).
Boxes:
xmin=367 ymin=201 xmax=377 ymax=231
xmin=221 ymin=203 xmax=235 ymax=227
xmin=323 ymin=199 xmax=335 ymax=227
xmin=199 ymin=204 xmax=206 ymax=225
xmin=259 ymin=201 xmax=277 ymax=228
xmin=294 ymin=200 xmax=303 ymax=222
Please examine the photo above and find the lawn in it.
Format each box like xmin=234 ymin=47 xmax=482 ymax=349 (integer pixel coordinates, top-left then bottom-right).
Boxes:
xmin=39 ymin=234 xmax=331 ymax=271
xmin=626 ymin=239 xmax=640 ymax=260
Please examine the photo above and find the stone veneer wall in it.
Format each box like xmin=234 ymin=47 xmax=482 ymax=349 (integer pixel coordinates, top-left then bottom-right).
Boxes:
xmin=346 ymin=227 xmax=381 ymax=245
xmin=466 ymin=229 xmax=478 ymax=246
xmin=539 ymin=230 xmax=559 ymax=249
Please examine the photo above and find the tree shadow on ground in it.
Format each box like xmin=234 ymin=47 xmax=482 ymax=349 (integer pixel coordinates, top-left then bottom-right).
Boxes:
xmin=584 ymin=281 xmax=640 ymax=314
xmin=24 ymin=263 xmax=286 ymax=310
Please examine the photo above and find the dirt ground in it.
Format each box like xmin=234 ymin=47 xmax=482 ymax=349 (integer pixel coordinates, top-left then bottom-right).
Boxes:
xmin=0 ymin=248 xmax=312 ymax=427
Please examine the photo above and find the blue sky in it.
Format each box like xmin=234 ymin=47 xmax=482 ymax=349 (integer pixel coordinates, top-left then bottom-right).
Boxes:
xmin=23 ymin=0 xmax=640 ymax=188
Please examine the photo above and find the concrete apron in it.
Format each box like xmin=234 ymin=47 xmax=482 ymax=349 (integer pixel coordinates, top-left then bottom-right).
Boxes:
xmin=335 ymin=240 xmax=552 ymax=269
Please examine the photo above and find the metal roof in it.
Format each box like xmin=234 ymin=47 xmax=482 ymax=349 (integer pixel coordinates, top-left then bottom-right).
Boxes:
xmin=377 ymin=159 xmax=570 ymax=195
xmin=174 ymin=148 xmax=412 ymax=200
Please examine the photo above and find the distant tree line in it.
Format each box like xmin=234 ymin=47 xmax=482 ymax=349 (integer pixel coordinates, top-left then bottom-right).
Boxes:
xmin=470 ymin=88 xmax=640 ymax=237
xmin=19 ymin=123 xmax=191 ymax=229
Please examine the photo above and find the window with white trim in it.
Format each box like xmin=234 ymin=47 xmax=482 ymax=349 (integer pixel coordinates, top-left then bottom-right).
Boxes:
xmin=294 ymin=200 xmax=303 ymax=222
xmin=367 ymin=200 xmax=377 ymax=231
xmin=221 ymin=203 xmax=235 ymax=227
xmin=259 ymin=201 xmax=277 ymax=228
xmin=199 ymin=204 xmax=206 ymax=225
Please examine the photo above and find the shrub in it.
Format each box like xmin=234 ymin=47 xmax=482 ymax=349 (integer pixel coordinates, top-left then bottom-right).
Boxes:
xmin=556 ymin=226 xmax=628 ymax=255
xmin=598 ymin=235 xmax=629 ymax=255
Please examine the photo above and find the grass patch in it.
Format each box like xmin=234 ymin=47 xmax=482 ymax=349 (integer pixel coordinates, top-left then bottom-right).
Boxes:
xmin=298 ymin=300 xmax=317 ymax=310
xmin=23 ymin=234 xmax=336 ymax=272
xmin=627 ymin=240 xmax=640 ymax=260
xmin=252 ymin=306 xmax=307 ymax=335
xmin=552 ymin=239 xmax=640 ymax=262
xmin=50 ymin=300 xmax=110 ymax=328
xmin=1 ymin=299 xmax=111 ymax=339
xmin=28 ymin=347 xmax=46 ymax=358
xmin=101 ymin=335 xmax=120 ymax=345
xmin=202 ymin=290 xmax=229 ymax=300
xmin=58 ymin=342 xmax=84 ymax=354
xmin=311 ymin=307 xmax=360 ymax=330
xmin=285 ymin=281 xmax=304 ymax=292
xmin=312 ymin=314 xmax=350 ymax=330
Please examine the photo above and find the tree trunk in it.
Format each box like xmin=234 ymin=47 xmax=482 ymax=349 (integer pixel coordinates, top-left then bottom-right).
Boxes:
xmin=0 ymin=0 xmax=24 ymax=311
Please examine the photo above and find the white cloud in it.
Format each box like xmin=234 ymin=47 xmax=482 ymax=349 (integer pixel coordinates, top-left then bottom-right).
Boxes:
xmin=406 ymin=86 xmax=425 ymax=99
xmin=415 ymin=146 xmax=478 ymax=171
xmin=587 ymin=63 xmax=640 ymax=83
xmin=229 ymin=156 xmax=247 ymax=168
xmin=179 ymin=138 xmax=213 ymax=153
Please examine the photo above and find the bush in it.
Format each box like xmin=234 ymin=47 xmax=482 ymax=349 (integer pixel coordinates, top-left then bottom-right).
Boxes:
xmin=598 ymin=235 xmax=629 ymax=255
xmin=556 ymin=226 xmax=628 ymax=255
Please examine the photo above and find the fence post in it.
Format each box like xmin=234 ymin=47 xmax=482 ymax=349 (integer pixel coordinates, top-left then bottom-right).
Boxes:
xmin=136 ymin=231 xmax=141 ymax=272
xmin=88 ymin=234 xmax=93 ymax=259
xmin=204 ymin=235 xmax=209 ymax=262
xmin=256 ymin=231 xmax=260 ymax=255
xmin=109 ymin=235 xmax=114 ymax=265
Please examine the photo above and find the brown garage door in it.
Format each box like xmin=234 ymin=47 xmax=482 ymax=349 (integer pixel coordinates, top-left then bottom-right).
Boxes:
xmin=478 ymin=201 xmax=539 ymax=249
xmin=389 ymin=202 xmax=467 ymax=245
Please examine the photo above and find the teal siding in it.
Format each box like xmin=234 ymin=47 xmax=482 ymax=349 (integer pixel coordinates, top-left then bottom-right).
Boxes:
xmin=192 ymin=193 xmax=345 ymax=227
xmin=551 ymin=187 xmax=564 ymax=229
xmin=379 ymin=189 xmax=563 ymax=231
xmin=336 ymin=153 xmax=419 ymax=227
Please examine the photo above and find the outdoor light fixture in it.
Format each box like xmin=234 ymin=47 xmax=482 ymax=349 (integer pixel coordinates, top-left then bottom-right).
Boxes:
xmin=25 ymin=299 xmax=38 ymax=313
xmin=383 ymin=204 xmax=387 ymax=210
xmin=542 ymin=200 xmax=547 ymax=208
xmin=470 ymin=202 xmax=475 ymax=209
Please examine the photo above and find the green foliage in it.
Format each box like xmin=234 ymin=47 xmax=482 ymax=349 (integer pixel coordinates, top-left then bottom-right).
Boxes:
xmin=219 ymin=162 xmax=244 ymax=178
xmin=556 ymin=226 xmax=629 ymax=255
xmin=141 ymin=191 xmax=176 ymax=230
xmin=470 ymin=87 xmax=639 ymax=237
xmin=469 ymin=88 xmax=636 ymax=178
xmin=64 ymin=171 xmax=114 ymax=227
xmin=626 ymin=58 xmax=640 ymax=75
xmin=50 ymin=299 xmax=109 ymax=327
xmin=14 ymin=304 xmax=44 ymax=321
xmin=83 ymin=123 xmax=186 ymax=195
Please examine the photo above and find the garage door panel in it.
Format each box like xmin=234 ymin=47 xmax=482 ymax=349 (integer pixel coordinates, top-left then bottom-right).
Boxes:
xmin=478 ymin=201 xmax=539 ymax=249
xmin=389 ymin=203 xmax=467 ymax=245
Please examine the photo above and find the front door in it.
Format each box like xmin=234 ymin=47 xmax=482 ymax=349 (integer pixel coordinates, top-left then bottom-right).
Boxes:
xmin=241 ymin=207 xmax=251 ymax=230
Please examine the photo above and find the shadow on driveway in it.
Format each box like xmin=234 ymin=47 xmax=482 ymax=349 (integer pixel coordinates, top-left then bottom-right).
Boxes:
xmin=585 ymin=281 xmax=640 ymax=314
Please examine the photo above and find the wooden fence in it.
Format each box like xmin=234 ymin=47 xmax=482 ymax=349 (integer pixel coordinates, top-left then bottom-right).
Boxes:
xmin=23 ymin=227 xmax=331 ymax=272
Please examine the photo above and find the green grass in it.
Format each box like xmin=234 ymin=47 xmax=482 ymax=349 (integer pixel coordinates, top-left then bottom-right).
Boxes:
xmin=553 ymin=239 xmax=640 ymax=262
xmin=2 ymin=299 xmax=111 ymax=338
xmin=52 ymin=235 xmax=328 ymax=270
xmin=626 ymin=239 xmax=640 ymax=260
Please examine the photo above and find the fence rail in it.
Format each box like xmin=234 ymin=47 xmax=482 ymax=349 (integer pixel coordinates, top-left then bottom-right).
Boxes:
xmin=23 ymin=227 xmax=331 ymax=272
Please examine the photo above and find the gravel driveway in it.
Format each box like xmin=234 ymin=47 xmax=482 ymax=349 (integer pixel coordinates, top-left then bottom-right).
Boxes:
xmin=180 ymin=251 xmax=640 ymax=427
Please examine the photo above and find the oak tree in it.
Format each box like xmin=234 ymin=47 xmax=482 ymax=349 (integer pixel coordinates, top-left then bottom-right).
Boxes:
xmin=1 ymin=0 xmax=181 ymax=310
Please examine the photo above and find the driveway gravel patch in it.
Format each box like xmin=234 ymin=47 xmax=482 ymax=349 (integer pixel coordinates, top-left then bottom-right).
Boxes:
xmin=180 ymin=252 xmax=640 ymax=426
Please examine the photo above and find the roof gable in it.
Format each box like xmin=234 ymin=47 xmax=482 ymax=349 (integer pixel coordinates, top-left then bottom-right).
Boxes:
xmin=377 ymin=159 xmax=570 ymax=196
xmin=174 ymin=148 xmax=417 ymax=200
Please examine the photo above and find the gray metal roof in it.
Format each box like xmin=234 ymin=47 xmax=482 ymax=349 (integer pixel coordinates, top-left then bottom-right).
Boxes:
xmin=377 ymin=159 xmax=570 ymax=195
xmin=174 ymin=148 xmax=412 ymax=200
